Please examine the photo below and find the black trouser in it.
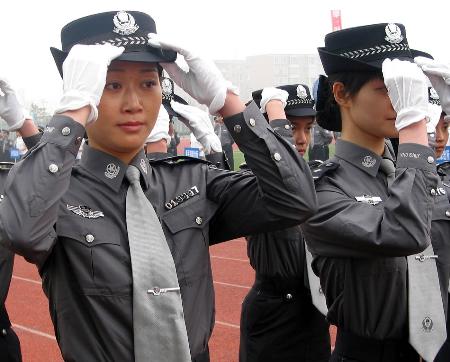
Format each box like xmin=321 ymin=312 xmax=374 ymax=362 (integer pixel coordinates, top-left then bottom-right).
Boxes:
xmin=222 ymin=144 xmax=234 ymax=170
xmin=331 ymin=329 xmax=419 ymax=362
xmin=239 ymin=277 xmax=330 ymax=362
xmin=192 ymin=346 xmax=209 ymax=362
xmin=0 ymin=307 xmax=21 ymax=362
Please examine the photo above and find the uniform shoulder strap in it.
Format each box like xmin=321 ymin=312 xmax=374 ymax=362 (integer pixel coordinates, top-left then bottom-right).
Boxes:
xmin=308 ymin=158 xmax=339 ymax=182
xmin=148 ymin=154 xmax=211 ymax=166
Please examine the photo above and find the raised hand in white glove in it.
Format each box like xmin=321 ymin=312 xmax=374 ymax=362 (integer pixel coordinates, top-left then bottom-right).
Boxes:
xmin=146 ymin=106 xmax=171 ymax=144
xmin=259 ymin=87 xmax=289 ymax=114
xmin=55 ymin=44 xmax=124 ymax=124
xmin=415 ymin=57 xmax=450 ymax=120
xmin=0 ymin=77 xmax=31 ymax=131
xmin=148 ymin=34 xmax=239 ymax=115
xmin=382 ymin=59 xmax=429 ymax=131
xmin=170 ymin=101 xmax=222 ymax=154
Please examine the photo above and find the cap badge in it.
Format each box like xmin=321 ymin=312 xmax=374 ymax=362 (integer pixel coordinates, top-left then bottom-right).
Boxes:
xmin=384 ymin=24 xmax=403 ymax=44
xmin=362 ymin=155 xmax=376 ymax=168
xmin=113 ymin=11 xmax=139 ymax=36
xmin=161 ymin=77 xmax=174 ymax=99
xmin=297 ymin=85 xmax=308 ymax=99
xmin=105 ymin=163 xmax=120 ymax=179
xmin=140 ymin=159 xmax=148 ymax=174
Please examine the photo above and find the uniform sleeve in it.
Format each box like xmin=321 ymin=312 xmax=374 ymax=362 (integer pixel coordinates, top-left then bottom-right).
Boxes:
xmin=302 ymin=144 xmax=439 ymax=258
xmin=207 ymin=101 xmax=317 ymax=243
xmin=22 ymin=132 xmax=43 ymax=150
xmin=0 ymin=115 xmax=84 ymax=266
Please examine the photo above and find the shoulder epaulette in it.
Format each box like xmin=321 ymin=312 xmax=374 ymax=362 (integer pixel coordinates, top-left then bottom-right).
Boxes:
xmin=437 ymin=161 xmax=450 ymax=177
xmin=308 ymin=159 xmax=339 ymax=182
xmin=148 ymin=155 xmax=211 ymax=166
xmin=0 ymin=162 xmax=14 ymax=171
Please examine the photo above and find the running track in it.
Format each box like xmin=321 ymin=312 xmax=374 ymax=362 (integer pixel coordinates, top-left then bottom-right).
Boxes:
xmin=7 ymin=237 xmax=336 ymax=361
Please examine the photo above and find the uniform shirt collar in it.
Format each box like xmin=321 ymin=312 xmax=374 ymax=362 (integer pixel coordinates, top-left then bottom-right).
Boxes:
xmin=335 ymin=139 xmax=382 ymax=177
xmin=80 ymin=145 xmax=151 ymax=192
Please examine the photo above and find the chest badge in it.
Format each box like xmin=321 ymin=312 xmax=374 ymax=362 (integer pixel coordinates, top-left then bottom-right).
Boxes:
xmin=105 ymin=163 xmax=120 ymax=179
xmin=355 ymin=195 xmax=382 ymax=205
xmin=165 ymin=186 xmax=200 ymax=210
xmin=67 ymin=204 xmax=105 ymax=219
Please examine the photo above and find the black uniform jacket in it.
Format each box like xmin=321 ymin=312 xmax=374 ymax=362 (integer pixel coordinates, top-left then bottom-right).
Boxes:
xmin=0 ymin=102 xmax=317 ymax=361
xmin=302 ymin=139 xmax=450 ymax=340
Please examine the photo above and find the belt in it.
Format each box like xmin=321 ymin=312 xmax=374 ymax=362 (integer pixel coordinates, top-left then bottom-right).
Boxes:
xmin=254 ymin=275 xmax=306 ymax=300
xmin=334 ymin=329 xmax=419 ymax=362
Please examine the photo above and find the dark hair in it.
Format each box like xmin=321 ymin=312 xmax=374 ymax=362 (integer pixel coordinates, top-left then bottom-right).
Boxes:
xmin=316 ymin=71 xmax=382 ymax=131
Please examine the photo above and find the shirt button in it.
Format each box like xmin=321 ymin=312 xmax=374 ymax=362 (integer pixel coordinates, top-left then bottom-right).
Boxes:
xmin=285 ymin=293 xmax=293 ymax=300
xmin=427 ymin=156 xmax=435 ymax=164
xmin=446 ymin=210 xmax=450 ymax=218
xmin=61 ymin=127 xmax=71 ymax=136
xmin=430 ymin=189 xmax=436 ymax=196
xmin=273 ymin=153 xmax=282 ymax=162
xmin=249 ymin=118 xmax=256 ymax=127
xmin=48 ymin=164 xmax=59 ymax=173
xmin=284 ymin=124 xmax=290 ymax=130
xmin=85 ymin=234 xmax=95 ymax=243
xmin=1 ymin=329 xmax=6 ymax=336
xmin=233 ymin=125 xmax=242 ymax=133
xmin=195 ymin=217 xmax=203 ymax=225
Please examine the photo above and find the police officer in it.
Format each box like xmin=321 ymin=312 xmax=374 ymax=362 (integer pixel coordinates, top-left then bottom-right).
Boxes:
xmin=308 ymin=124 xmax=333 ymax=161
xmin=301 ymin=23 xmax=450 ymax=362
xmin=0 ymin=77 xmax=41 ymax=362
xmin=0 ymin=11 xmax=317 ymax=362
xmin=239 ymin=84 xmax=330 ymax=362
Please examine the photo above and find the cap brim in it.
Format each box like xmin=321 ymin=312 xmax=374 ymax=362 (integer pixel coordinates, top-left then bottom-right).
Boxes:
xmin=285 ymin=108 xmax=316 ymax=117
xmin=50 ymin=46 xmax=177 ymax=78
xmin=318 ymin=47 xmax=412 ymax=75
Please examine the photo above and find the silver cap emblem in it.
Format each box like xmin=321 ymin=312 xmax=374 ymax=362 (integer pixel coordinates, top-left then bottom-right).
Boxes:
xmin=296 ymin=85 xmax=308 ymax=99
xmin=384 ymin=23 xmax=404 ymax=44
xmin=429 ymin=87 xmax=440 ymax=100
xmin=113 ymin=11 xmax=139 ymax=36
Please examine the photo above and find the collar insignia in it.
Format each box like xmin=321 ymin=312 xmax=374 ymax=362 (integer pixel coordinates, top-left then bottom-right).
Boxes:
xmin=140 ymin=158 xmax=148 ymax=174
xmin=355 ymin=195 xmax=382 ymax=205
xmin=105 ymin=163 xmax=120 ymax=179
xmin=67 ymin=204 xmax=105 ymax=219
xmin=113 ymin=11 xmax=139 ymax=35
xmin=362 ymin=155 xmax=376 ymax=168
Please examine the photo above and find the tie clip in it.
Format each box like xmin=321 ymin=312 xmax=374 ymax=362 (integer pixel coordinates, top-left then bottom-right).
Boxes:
xmin=147 ymin=287 xmax=180 ymax=296
xmin=415 ymin=255 xmax=438 ymax=262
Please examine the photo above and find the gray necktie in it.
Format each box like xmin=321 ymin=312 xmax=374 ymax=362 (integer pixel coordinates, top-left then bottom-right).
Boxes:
xmin=126 ymin=165 xmax=191 ymax=362
xmin=380 ymin=156 xmax=446 ymax=361
xmin=305 ymin=244 xmax=328 ymax=316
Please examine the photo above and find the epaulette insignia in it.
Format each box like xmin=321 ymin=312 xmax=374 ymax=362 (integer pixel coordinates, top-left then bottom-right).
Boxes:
xmin=308 ymin=160 xmax=339 ymax=182
xmin=437 ymin=161 xmax=450 ymax=178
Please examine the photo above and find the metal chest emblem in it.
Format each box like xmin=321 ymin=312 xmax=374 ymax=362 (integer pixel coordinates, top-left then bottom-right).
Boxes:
xmin=113 ymin=11 xmax=139 ymax=35
xmin=296 ymin=85 xmax=308 ymax=99
xmin=362 ymin=156 xmax=376 ymax=168
xmin=385 ymin=23 xmax=403 ymax=44
xmin=355 ymin=195 xmax=382 ymax=205
xmin=67 ymin=204 xmax=104 ymax=219
xmin=140 ymin=159 xmax=148 ymax=174
xmin=105 ymin=163 xmax=120 ymax=179
xmin=422 ymin=317 xmax=433 ymax=332
xmin=165 ymin=186 xmax=200 ymax=210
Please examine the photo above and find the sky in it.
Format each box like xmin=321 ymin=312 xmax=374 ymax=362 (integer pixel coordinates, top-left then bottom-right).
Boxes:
xmin=1 ymin=0 xmax=449 ymax=110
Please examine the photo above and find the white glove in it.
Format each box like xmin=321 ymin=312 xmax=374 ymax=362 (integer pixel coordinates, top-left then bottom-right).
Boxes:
xmin=55 ymin=44 xmax=124 ymax=124
xmin=0 ymin=77 xmax=31 ymax=131
xmin=148 ymin=34 xmax=239 ymax=115
xmin=415 ymin=56 xmax=450 ymax=121
xmin=170 ymin=101 xmax=222 ymax=154
xmin=426 ymin=103 xmax=443 ymax=133
xmin=382 ymin=59 xmax=429 ymax=131
xmin=146 ymin=106 xmax=171 ymax=144
xmin=260 ymin=87 xmax=289 ymax=113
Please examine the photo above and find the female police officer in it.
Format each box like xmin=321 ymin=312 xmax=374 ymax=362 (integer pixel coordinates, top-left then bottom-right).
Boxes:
xmin=239 ymin=84 xmax=330 ymax=362
xmin=0 ymin=11 xmax=317 ymax=362
xmin=301 ymin=23 xmax=450 ymax=362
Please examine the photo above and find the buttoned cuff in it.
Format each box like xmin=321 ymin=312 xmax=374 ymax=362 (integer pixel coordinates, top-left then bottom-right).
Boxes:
xmin=397 ymin=143 xmax=437 ymax=173
xmin=40 ymin=116 xmax=85 ymax=156
xmin=224 ymin=101 xmax=270 ymax=140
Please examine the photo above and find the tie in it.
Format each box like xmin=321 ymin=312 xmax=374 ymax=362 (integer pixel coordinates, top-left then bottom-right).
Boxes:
xmin=126 ymin=165 xmax=191 ymax=362
xmin=305 ymin=244 xmax=328 ymax=316
xmin=380 ymin=155 xmax=446 ymax=361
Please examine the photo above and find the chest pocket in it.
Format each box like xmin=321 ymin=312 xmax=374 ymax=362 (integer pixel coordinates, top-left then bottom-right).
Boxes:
xmin=162 ymin=198 xmax=217 ymax=285
xmin=56 ymin=214 xmax=131 ymax=294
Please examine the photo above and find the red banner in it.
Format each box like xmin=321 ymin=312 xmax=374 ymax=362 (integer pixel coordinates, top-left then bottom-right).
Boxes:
xmin=331 ymin=10 xmax=342 ymax=31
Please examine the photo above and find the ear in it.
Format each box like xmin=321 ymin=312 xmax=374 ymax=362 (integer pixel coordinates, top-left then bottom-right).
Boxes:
xmin=332 ymin=82 xmax=351 ymax=108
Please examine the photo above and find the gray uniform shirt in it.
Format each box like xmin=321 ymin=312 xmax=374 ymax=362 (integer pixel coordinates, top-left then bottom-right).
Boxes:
xmin=0 ymin=102 xmax=317 ymax=361
xmin=302 ymin=139 xmax=449 ymax=340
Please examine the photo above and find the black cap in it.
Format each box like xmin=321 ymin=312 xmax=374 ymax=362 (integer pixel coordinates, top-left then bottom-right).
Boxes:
xmin=252 ymin=84 xmax=316 ymax=117
xmin=50 ymin=11 xmax=177 ymax=77
xmin=318 ymin=23 xmax=413 ymax=75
